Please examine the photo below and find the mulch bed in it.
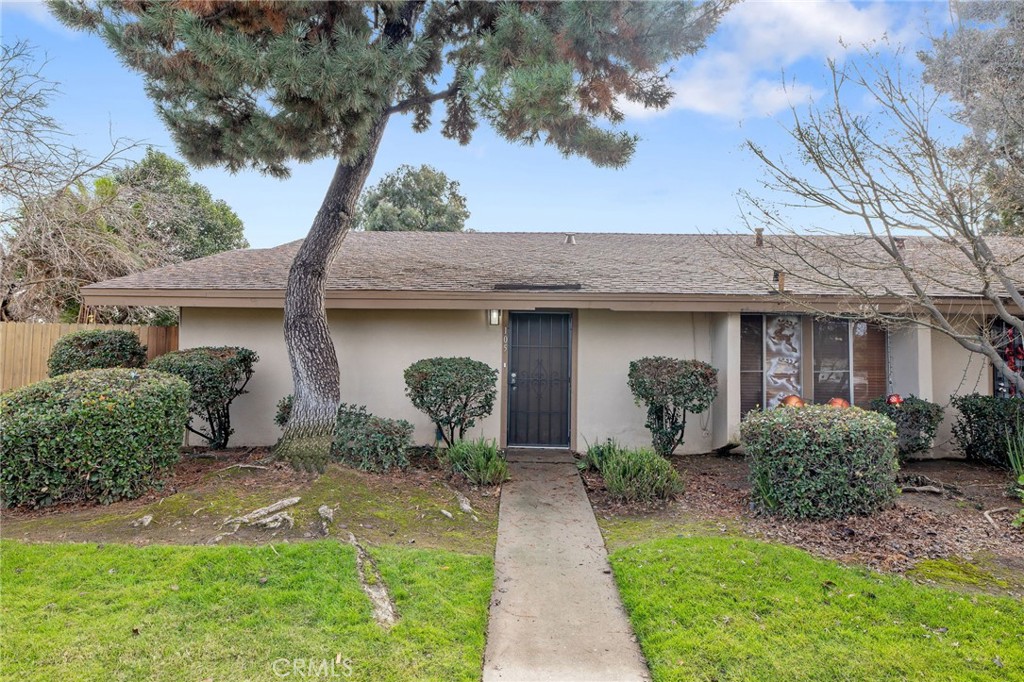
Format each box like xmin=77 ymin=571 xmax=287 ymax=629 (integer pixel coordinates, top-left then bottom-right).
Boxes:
xmin=584 ymin=454 xmax=1024 ymax=574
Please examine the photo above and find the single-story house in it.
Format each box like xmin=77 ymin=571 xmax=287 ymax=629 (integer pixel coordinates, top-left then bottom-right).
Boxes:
xmin=82 ymin=232 xmax=1024 ymax=455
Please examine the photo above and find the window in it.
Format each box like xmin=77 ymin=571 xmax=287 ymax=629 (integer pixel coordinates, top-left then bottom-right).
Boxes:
xmin=740 ymin=315 xmax=764 ymax=415
xmin=742 ymin=314 xmax=888 ymax=413
xmin=812 ymin=318 xmax=887 ymax=407
xmin=992 ymin=319 xmax=1023 ymax=397
xmin=741 ymin=314 xmax=803 ymax=413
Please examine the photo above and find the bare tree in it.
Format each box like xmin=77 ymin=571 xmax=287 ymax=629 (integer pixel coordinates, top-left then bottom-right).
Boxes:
xmin=733 ymin=40 xmax=1024 ymax=394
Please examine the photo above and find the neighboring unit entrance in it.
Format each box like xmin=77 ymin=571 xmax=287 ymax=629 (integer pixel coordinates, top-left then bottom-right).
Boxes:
xmin=507 ymin=312 xmax=572 ymax=447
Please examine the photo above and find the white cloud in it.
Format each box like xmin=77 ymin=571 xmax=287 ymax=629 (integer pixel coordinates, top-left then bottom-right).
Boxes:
xmin=3 ymin=0 xmax=80 ymax=36
xmin=626 ymin=0 xmax=921 ymax=121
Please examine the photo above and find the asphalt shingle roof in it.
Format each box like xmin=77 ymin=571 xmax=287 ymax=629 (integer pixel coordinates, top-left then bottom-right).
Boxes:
xmin=83 ymin=231 xmax=1024 ymax=299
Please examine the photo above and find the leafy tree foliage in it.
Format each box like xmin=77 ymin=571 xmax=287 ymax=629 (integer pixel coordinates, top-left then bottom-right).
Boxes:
xmin=356 ymin=164 xmax=468 ymax=232
xmin=52 ymin=0 xmax=735 ymax=468
xmin=0 ymin=44 xmax=246 ymax=323
xmin=115 ymin=149 xmax=248 ymax=260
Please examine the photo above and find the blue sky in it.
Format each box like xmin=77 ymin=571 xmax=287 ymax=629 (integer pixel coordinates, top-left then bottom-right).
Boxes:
xmin=1 ymin=0 xmax=946 ymax=249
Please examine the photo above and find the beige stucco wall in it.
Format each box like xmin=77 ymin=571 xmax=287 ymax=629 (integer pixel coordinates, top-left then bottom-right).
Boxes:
xmin=575 ymin=310 xmax=718 ymax=453
xmin=929 ymin=325 xmax=992 ymax=457
xmin=180 ymin=307 xmax=502 ymax=447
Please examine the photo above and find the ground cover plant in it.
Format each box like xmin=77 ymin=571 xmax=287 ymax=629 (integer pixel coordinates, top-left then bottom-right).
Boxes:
xmin=331 ymin=404 xmax=413 ymax=473
xmin=611 ymin=536 xmax=1024 ymax=682
xmin=0 ymin=540 xmax=492 ymax=682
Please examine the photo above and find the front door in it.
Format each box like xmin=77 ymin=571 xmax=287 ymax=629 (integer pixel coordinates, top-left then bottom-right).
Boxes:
xmin=507 ymin=312 xmax=572 ymax=447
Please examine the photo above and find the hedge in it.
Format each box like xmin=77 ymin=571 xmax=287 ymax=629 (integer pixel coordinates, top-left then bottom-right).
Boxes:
xmin=48 ymin=329 xmax=147 ymax=377
xmin=1 ymin=368 xmax=189 ymax=508
xmin=741 ymin=405 xmax=899 ymax=519
xmin=950 ymin=394 xmax=1024 ymax=469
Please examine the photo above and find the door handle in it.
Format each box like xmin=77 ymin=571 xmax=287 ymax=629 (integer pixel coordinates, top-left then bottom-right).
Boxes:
xmin=510 ymin=372 xmax=517 ymax=388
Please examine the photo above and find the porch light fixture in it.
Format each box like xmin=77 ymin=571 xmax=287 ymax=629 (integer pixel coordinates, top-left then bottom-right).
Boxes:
xmin=488 ymin=309 xmax=501 ymax=326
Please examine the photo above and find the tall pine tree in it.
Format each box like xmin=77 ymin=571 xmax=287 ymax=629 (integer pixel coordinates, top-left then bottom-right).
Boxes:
xmin=52 ymin=0 xmax=734 ymax=468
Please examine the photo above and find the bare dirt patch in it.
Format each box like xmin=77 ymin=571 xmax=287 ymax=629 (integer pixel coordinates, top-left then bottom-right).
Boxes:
xmin=1 ymin=447 xmax=499 ymax=554
xmin=586 ymin=454 xmax=1024 ymax=593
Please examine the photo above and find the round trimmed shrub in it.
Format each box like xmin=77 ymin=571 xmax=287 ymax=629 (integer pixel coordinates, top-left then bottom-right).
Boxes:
xmin=404 ymin=357 xmax=498 ymax=447
xmin=627 ymin=356 xmax=718 ymax=457
xmin=741 ymin=405 xmax=899 ymax=519
xmin=869 ymin=395 xmax=944 ymax=462
xmin=150 ymin=346 xmax=258 ymax=449
xmin=48 ymin=329 xmax=148 ymax=377
xmin=0 ymin=368 xmax=189 ymax=508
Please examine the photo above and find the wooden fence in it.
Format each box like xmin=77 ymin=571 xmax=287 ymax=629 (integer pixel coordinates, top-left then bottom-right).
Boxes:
xmin=0 ymin=322 xmax=179 ymax=393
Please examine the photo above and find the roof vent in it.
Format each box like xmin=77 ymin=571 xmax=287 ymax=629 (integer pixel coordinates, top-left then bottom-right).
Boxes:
xmin=754 ymin=227 xmax=764 ymax=248
xmin=894 ymin=237 xmax=906 ymax=250
xmin=564 ymin=233 xmax=576 ymax=245
xmin=773 ymin=270 xmax=786 ymax=292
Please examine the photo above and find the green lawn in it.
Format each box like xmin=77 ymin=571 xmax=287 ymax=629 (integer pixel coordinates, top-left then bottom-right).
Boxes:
xmin=611 ymin=537 xmax=1023 ymax=682
xmin=0 ymin=540 xmax=492 ymax=682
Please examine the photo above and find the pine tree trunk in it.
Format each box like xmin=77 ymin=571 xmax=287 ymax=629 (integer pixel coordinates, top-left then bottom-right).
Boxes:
xmin=275 ymin=117 xmax=389 ymax=470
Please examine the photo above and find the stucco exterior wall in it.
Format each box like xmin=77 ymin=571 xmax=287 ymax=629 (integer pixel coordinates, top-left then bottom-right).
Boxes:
xmin=575 ymin=310 xmax=717 ymax=453
xmin=180 ymin=308 xmax=502 ymax=447
xmin=930 ymin=325 xmax=991 ymax=456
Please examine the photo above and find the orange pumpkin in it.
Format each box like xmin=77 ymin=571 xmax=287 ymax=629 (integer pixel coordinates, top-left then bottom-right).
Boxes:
xmin=826 ymin=397 xmax=850 ymax=408
xmin=780 ymin=394 xmax=805 ymax=408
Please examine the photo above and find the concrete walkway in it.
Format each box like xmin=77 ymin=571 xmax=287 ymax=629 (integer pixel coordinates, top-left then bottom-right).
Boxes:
xmin=483 ymin=450 xmax=649 ymax=682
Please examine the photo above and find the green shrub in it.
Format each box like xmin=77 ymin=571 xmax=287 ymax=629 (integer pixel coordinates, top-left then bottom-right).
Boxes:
xmin=48 ymin=329 xmax=147 ymax=377
xmin=404 ymin=357 xmax=498 ymax=447
xmin=741 ymin=405 xmax=899 ymax=519
xmin=577 ymin=438 xmax=626 ymax=473
xmin=950 ymin=394 xmax=1024 ymax=469
xmin=331 ymin=404 xmax=413 ymax=473
xmin=441 ymin=438 xmax=509 ymax=486
xmin=627 ymin=356 xmax=718 ymax=457
xmin=1 ymin=368 xmax=188 ymax=508
xmin=149 ymin=347 xmax=258 ymax=449
xmin=869 ymin=395 xmax=944 ymax=462
xmin=600 ymin=447 xmax=684 ymax=503
xmin=275 ymin=394 xmax=293 ymax=428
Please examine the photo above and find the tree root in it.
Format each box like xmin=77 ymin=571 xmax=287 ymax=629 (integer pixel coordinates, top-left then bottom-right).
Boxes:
xmin=348 ymin=533 xmax=398 ymax=628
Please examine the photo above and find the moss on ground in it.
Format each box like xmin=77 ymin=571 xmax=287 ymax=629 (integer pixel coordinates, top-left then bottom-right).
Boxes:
xmin=1 ymin=465 xmax=497 ymax=555
xmin=907 ymin=556 xmax=1020 ymax=594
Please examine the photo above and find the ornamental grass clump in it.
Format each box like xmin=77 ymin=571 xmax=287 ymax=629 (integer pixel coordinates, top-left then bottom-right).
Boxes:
xmin=1 ymin=368 xmax=189 ymax=508
xmin=48 ymin=329 xmax=147 ymax=376
xmin=441 ymin=438 xmax=509 ymax=486
xmin=741 ymin=405 xmax=899 ymax=520
xmin=600 ymin=447 xmax=684 ymax=504
xmin=627 ymin=356 xmax=717 ymax=457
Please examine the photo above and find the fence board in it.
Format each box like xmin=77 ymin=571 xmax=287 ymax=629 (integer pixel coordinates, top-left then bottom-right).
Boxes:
xmin=0 ymin=322 xmax=179 ymax=392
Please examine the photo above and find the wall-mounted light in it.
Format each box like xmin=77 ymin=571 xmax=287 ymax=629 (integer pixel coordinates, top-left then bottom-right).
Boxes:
xmin=487 ymin=309 xmax=501 ymax=326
